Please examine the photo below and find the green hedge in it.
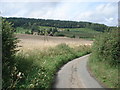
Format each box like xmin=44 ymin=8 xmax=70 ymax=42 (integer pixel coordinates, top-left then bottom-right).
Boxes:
xmin=91 ymin=29 xmax=120 ymax=66
xmin=2 ymin=19 xmax=19 ymax=89
xmin=89 ymin=28 xmax=119 ymax=88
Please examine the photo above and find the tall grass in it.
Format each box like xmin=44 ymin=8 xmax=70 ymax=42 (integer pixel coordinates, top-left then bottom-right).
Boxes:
xmin=88 ymin=29 xmax=119 ymax=88
xmin=14 ymin=44 xmax=91 ymax=88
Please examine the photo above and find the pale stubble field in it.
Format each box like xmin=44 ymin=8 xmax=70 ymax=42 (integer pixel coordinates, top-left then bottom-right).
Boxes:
xmin=16 ymin=34 xmax=93 ymax=51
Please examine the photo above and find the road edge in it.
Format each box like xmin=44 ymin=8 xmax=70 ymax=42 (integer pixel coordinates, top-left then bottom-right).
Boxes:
xmin=86 ymin=54 xmax=108 ymax=88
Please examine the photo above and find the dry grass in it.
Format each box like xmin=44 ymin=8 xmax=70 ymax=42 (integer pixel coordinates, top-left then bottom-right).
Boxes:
xmin=16 ymin=34 xmax=93 ymax=52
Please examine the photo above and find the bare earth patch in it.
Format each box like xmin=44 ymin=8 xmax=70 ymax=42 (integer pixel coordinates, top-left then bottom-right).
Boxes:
xmin=16 ymin=34 xmax=93 ymax=51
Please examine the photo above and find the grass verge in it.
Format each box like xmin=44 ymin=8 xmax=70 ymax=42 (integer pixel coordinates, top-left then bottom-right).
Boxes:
xmin=88 ymin=55 xmax=119 ymax=88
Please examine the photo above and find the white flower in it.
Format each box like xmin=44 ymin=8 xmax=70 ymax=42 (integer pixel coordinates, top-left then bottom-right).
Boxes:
xmin=29 ymin=84 xmax=34 ymax=88
xmin=17 ymin=72 xmax=22 ymax=77
xmin=14 ymin=66 xmax=17 ymax=70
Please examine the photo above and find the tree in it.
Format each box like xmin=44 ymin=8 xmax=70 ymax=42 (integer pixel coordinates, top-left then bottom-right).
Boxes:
xmin=2 ymin=19 xmax=19 ymax=88
xmin=52 ymin=27 xmax=58 ymax=34
xmin=31 ymin=23 xmax=39 ymax=34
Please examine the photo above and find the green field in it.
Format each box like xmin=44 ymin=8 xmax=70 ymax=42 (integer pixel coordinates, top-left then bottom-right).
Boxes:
xmin=55 ymin=28 xmax=101 ymax=39
xmin=15 ymin=26 xmax=101 ymax=40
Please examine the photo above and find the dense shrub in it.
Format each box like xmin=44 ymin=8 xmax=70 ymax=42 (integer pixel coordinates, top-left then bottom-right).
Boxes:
xmin=2 ymin=19 xmax=19 ymax=88
xmin=91 ymin=28 xmax=120 ymax=66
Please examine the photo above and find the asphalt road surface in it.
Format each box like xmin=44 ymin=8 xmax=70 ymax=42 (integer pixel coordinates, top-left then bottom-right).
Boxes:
xmin=54 ymin=54 xmax=103 ymax=88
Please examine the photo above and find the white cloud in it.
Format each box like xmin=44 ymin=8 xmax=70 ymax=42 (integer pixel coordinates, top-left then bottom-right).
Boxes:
xmin=0 ymin=2 xmax=118 ymax=26
xmin=96 ymin=3 xmax=117 ymax=16
xmin=75 ymin=3 xmax=118 ymax=26
xmin=0 ymin=0 xmax=119 ymax=2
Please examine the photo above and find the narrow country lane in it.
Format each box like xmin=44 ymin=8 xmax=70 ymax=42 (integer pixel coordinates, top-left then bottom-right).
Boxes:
xmin=54 ymin=54 xmax=103 ymax=88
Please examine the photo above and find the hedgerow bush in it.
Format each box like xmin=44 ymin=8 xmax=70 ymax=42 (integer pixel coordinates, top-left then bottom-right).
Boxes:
xmin=89 ymin=28 xmax=119 ymax=88
xmin=91 ymin=28 xmax=120 ymax=67
xmin=2 ymin=19 xmax=19 ymax=89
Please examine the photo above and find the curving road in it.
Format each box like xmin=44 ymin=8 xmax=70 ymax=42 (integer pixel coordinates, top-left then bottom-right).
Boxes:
xmin=54 ymin=54 xmax=103 ymax=88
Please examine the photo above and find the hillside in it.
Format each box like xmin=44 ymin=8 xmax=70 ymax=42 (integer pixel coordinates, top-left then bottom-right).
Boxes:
xmin=4 ymin=17 xmax=109 ymax=40
xmin=5 ymin=17 xmax=108 ymax=32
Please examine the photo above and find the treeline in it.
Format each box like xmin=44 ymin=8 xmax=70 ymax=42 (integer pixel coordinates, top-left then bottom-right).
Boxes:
xmin=5 ymin=17 xmax=108 ymax=32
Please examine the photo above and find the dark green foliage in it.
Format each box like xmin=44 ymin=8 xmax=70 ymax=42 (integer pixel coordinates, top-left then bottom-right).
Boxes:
xmin=5 ymin=17 xmax=108 ymax=32
xmin=31 ymin=23 xmax=38 ymax=31
xmin=31 ymin=23 xmax=39 ymax=34
xmin=67 ymin=29 xmax=70 ymax=31
xmin=47 ymin=27 xmax=58 ymax=35
xmin=2 ymin=19 xmax=19 ymax=88
xmin=91 ymin=28 xmax=120 ymax=66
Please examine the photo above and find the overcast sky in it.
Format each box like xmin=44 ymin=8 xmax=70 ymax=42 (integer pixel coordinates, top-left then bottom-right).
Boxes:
xmin=0 ymin=0 xmax=119 ymax=26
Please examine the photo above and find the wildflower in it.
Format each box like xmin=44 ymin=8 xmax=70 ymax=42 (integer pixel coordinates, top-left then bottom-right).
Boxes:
xmin=42 ymin=72 xmax=44 ymax=75
xmin=17 ymin=72 xmax=23 ymax=79
xmin=44 ymin=74 xmax=46 ymax=77
xmin=17 ymin=72 xmax=21 ymax=77
xmin=29 ymin=84 xmax=34 ymax=88
xmin=36 ymin=83 xmax=38 ymax=86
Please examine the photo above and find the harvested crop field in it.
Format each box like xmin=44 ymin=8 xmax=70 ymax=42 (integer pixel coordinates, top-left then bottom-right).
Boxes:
xmin=16 ymin=34 xmax=93 ymax=51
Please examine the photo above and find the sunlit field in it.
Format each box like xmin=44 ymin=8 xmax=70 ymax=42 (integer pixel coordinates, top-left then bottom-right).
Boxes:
xmin=17 ymin=34 xmax=93 ymax=52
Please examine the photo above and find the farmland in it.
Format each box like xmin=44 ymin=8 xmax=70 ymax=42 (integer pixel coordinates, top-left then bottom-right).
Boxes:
xmin=17 ymin=34 xmax=93 ymax=51
xmin=6 ymin=17 xmax=105 ymax=40
xmin=15 ymin=26 xmax=101 ymax=41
